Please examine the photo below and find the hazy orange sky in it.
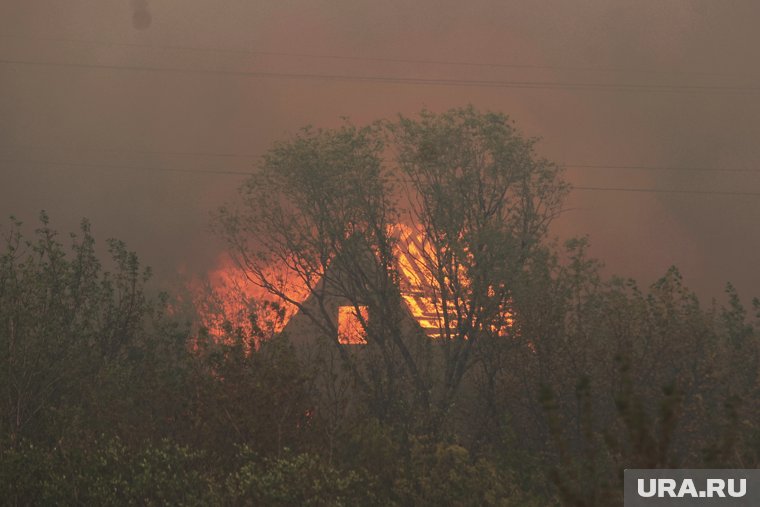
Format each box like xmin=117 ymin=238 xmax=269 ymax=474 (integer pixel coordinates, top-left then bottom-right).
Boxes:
xmin=2 ymin=1 xmax=760 ymax=301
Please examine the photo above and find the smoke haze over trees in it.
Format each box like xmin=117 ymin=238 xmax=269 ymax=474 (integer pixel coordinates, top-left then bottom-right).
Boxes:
xmin=3 ymin=1 xmax=760 ymax=503
xmin=2 ymin=108 xmax=759 ymax=505
xmin=3 ymin=1 xmax=760 ymax=298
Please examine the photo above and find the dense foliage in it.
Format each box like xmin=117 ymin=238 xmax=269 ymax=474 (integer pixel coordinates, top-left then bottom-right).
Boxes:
xmin=2 ymin=110 xmax=759 ymax=505
xmin=3 ymin=214 xmax=758 ymax=505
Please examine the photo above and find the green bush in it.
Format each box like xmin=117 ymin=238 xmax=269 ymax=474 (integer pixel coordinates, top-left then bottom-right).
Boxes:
xmin=226 ymin=448 xmax=375 ymax=506
xmin=0 ymin=438 xmax=214 ymax=506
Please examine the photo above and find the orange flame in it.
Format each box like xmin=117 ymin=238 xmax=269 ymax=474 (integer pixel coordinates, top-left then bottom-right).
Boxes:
xmin=190 ymin=253 xmax=306 ymax=349
xmin=192 ymin=223 xmax=514 ymax=350
xmin=392 ymin=223 xmax=514 ymax=339
xmin=337 ymin=305 xmax=369 ymax=344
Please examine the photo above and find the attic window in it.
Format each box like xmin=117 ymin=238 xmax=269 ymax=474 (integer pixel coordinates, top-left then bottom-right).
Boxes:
xmin=338 ymin=305 xmax=368 ymax=345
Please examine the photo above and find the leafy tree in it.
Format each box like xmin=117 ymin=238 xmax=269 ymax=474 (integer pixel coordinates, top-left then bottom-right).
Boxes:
xmin=0 ymin=213 xmax=155 ymax=448
xmin=216 ymin=107 xmax=568 ymax=432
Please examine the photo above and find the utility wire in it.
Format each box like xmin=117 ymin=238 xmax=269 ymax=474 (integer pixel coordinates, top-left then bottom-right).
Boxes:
xmin=1 ymin=147 xmax=757 ymax=175
xmin=4 ymin=157 xmax=760 ymax=198
xmin=2 ymin=57 xmax=760 ymax=95
xmin=0 ymin=144 xmax=254 ymax=160
xmin=564 ymin=164 xmax=760 ymax=174
xmin=0 ymin=158 xmax=253 ymax=177
xmin=0 ymin=34 xmax=741 ymax=79
xmin=573 ymin=186 xmax=760 ymax=197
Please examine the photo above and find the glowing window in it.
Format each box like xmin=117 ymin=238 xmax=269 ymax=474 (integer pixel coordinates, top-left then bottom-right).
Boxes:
xmin=338 ymin=305 xmax=368 ymax=345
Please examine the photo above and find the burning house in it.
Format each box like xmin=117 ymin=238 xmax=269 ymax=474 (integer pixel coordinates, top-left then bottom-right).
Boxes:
xmin=280 ymin=224 xmax=436 ymax=348
xmin=279 ymin=224 xmax=513 ymax=349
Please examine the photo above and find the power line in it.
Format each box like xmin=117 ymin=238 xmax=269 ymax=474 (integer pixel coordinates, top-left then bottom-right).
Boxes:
xmin=2 ymin=57 xmax=760 ymax=95
xmin=4 ymin=157 xmax=760 ymax=198
xmin=1 ymin=34 xmax=741 ymax=79
xmin=1 ymin=146 xmax=757 ymax=175
xmin=574 ymin=186 xmax=760 ymax=197
xmin=0 ymin=148 xmax=760 ymax=174
xmin=565 ymin=164 xmax=760 ymax=174
xmin=0 ymin=158 xmax=253 ymax=177
xmin=0 ymin=144 xmax=255 ymax=160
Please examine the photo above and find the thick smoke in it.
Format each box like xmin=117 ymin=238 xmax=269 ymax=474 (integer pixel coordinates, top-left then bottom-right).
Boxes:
xmin=131 ymin=0 xmax=151 ymax=30
xmin=1 ymin=0 xmax=759 ymax=300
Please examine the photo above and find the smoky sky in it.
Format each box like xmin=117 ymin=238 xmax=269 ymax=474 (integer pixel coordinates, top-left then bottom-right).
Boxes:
xmin=131 ymin=0 xmax=151 ymax=30
xmin=1 ymin=1 xmax=759 ymax=300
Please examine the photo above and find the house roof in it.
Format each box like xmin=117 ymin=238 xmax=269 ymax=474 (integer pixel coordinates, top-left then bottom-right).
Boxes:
xmin=279 ymin=223 xmax=512 ymax=343
xmin=393 ymin=224 xmax=452 ymax=338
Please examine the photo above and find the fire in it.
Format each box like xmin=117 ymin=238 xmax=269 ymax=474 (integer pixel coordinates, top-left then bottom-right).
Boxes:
xmin=192 ymin=223 xmax=514 ymax=349
xmin=337 ymin=305 xmax=369 ymax=345
xmin=392 ymin=223 xmax=514 ymax=339
xmin=393 ymin=224 xmax=451 ymax=338
xmin=190 ymin=253 xmax=306 ymax=348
